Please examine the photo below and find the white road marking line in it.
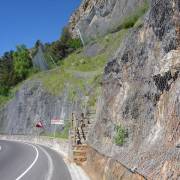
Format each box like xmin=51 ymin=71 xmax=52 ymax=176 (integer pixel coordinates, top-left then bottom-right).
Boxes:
xmin=37 ymin=145 xmax=54 ymax=180
xmin=0 ymin=146 xmax=1 ymax=151
xmin=15 ymin=143 xmax=39 ymax=180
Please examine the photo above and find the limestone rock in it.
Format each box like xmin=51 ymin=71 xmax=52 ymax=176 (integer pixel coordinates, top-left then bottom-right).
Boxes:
xmin=87 ymin=0 xmax=180 ymax=178
xmin=69 ymin=0 xmax=147 ymax=42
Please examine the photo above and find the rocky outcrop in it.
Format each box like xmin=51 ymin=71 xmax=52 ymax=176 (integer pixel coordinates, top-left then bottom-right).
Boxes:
xmin=69 ymin=0 xmax=97 ymax=38
xmin=69 ymin=0 xmax=147 ymax=42
xmin=87 ymin=0 xmax=180 ymax=179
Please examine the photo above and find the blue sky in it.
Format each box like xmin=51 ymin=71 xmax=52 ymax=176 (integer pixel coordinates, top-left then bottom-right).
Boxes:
xmin=0 ymin=0 xmax=81 ymax=56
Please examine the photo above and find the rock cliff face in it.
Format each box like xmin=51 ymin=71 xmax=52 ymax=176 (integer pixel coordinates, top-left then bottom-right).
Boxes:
xmin=87 ymin=0 xmax=180 ymax=179
xmin=0 ymin=81 xmax=84 ymax=134
xmin=69 ymin=0 xmax=147 ymax=42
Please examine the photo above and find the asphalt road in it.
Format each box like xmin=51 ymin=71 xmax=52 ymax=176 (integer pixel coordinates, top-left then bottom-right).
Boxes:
xmin=0 ymin=140 xmax=71 ymax=180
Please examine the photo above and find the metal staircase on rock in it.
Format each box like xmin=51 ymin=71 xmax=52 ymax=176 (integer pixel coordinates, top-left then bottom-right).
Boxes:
xmin=69 ymin=107 xmax=96 ymax=165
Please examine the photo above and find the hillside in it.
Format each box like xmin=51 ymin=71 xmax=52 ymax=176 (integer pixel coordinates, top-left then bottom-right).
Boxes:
xmin=0 ymin=29 xmax=127 ymax=135
xmin=0 ymin=0 xmax=180 ymax=179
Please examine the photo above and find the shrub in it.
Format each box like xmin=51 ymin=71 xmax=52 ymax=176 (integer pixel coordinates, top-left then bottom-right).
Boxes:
xmin=44 ymin=29 xmax=82 ymax=66
xmin=88 ymin=96 xmax=97 ymax=107
xmin=67 ymin=38 xmax=82 ymax=50
xmin=0 ymin=86 xmax=9 ymax=96
xmin=60 ymin=26 xmax=72 ymax=44
xmin=56 ymin=121 xmax=70 ymax=139
xmin=114 ymin=125 xmax=127 ymax=146
xmin=123 ymin=1 xmax=148 ymax=28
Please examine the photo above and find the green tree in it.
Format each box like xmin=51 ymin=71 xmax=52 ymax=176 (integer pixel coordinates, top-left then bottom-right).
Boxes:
xmin=0 ymin=51 xmax=15 ymax=95
xmin=13 ymin=45 xmax=32 ymax=80
xmin=67 ymin=38 xmax=82 ymax=50
xmin=60 ymin=26 xmax=71 ymax=44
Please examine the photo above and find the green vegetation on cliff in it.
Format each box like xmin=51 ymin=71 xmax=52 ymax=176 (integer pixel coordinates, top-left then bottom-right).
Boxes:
xmin=13 ymin=45 xmax=33 ymax=80
xmin=0 ymin=1 xmax=148 ymax=108
xmin=0 ymin=27 xmax=82 ymax=107
xmin=0 ymin=27 xmax=82 ymax=91
xmin=0 ymin=28 xmax=130 ymax=108
xmin=114 ymin=125 xmax=127 ymax=146
xmin=30 ymin=29 xmax=128 ymax=106
xmin=44 ymin=27 xmax=82 ymax=67
xmin=0 ymin=45 xmax=34 ymax=107
xmin=0 ymin=96 xmax=10 ymax=107
xmin=0 ymin=45 xmax=33 ymax=97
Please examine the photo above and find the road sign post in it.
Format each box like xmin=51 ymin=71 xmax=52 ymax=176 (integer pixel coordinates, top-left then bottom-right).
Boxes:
xmin=35 ymin=120 xmax=44 ymax=144
xmin=51 ymin=119 xmax=64 ymax=138
xmin=54 ymin=125 xmax=57 ymax=138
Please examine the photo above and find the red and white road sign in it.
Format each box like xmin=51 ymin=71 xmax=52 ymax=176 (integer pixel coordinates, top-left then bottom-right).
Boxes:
xmin=51 ymin=118 xmax=64 ymax=125
xmin=36 ymin=121 xmax=44 ymax=128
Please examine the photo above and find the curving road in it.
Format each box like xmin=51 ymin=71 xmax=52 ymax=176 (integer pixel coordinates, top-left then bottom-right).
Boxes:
xmin=0 ymin=140 xmax=71 ymax=180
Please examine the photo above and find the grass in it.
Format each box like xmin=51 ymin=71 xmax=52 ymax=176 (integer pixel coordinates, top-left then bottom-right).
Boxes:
xmin=87 ymin=73 xmax=103 ymax=107
xmin=114 ymin=125 xmax=127 ymax=146
xmin=43 ymin=121 xmax=70 ymax=139
xmin=62 ymin=53 xmax=107 ymax=72
xmin=53 ymin=122 xmax=70 ymax=139
xmin=29 ymin=29 xmax=128 ymax=100
xmin=0 ymin=95 xmax=11 ymax=107
xmin=0 ymin=84 xmax=22 ymax=108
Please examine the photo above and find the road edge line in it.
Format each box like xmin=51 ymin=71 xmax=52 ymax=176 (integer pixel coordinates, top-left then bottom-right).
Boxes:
xmin=15 ymin=143 xmax=39 ymax=180
xmin=37 ymin=145 xmax=54 ymax=180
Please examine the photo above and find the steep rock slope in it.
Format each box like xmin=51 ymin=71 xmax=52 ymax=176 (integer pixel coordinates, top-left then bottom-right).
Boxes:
xmin=87 ymin=0 xmax=180 ymax=179
xmin=69 ymin=0 xmax=147 ymax=41
xmin=0 ymin=81 xmax=75 ymax=134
